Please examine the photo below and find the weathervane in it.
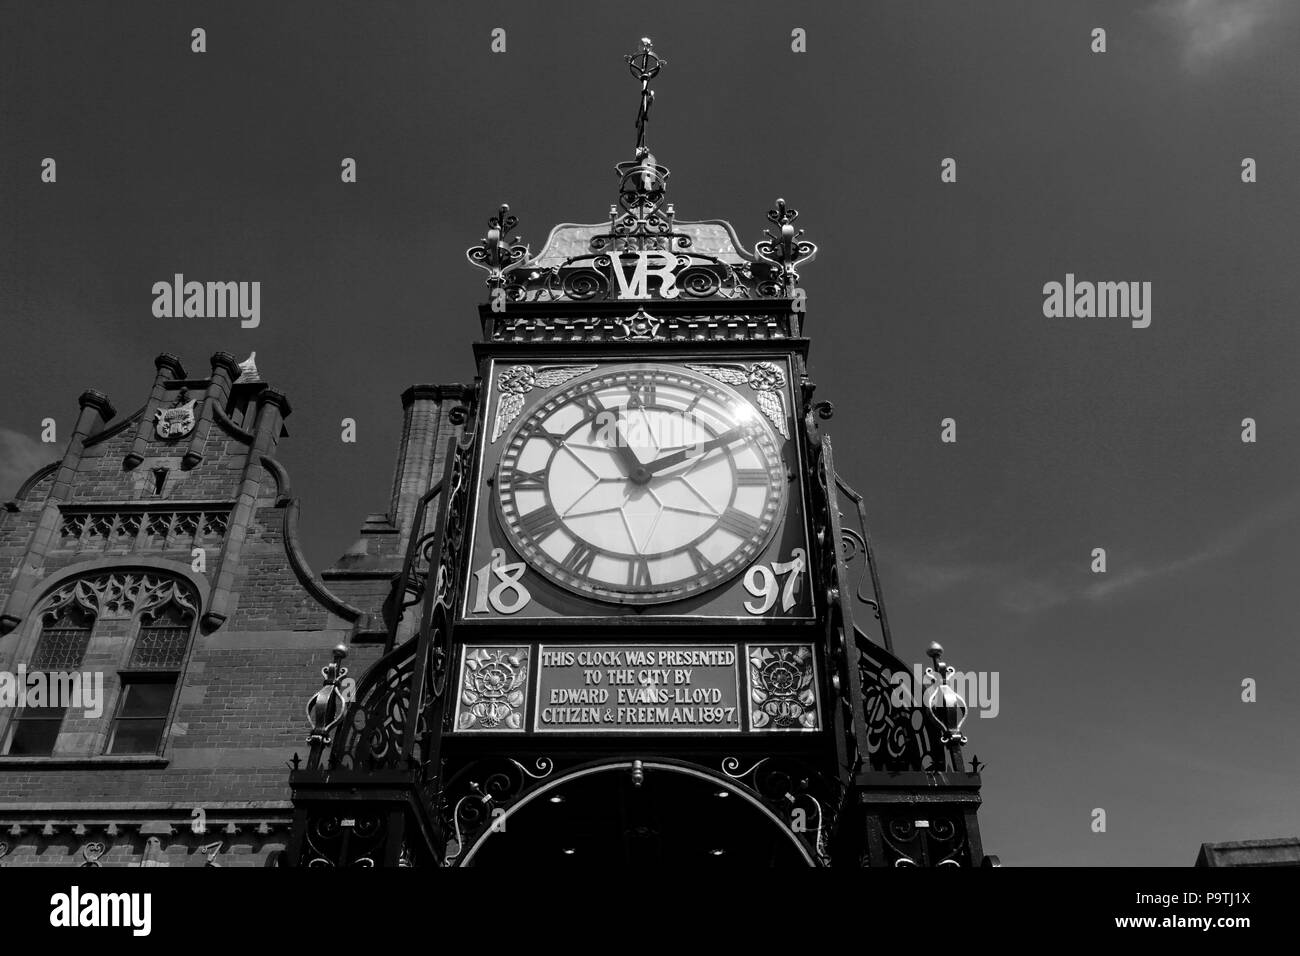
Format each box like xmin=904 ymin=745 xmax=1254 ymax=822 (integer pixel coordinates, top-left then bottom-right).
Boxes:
xmin=626 ymin=37 xmax=665 ymax=158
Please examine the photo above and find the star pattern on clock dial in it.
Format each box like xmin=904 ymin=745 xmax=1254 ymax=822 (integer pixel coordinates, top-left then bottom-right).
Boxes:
xmin=555 ymin=425 xmax=735 ymax=558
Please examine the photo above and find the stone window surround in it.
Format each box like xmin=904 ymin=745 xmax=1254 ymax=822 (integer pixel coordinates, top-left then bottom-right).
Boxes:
xmin=0 ymin=563 xmax=206 ymax=766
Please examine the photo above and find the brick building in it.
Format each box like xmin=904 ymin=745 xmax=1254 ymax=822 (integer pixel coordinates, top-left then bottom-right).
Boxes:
xmin=0 ymin=352 xmax=468 ymax=866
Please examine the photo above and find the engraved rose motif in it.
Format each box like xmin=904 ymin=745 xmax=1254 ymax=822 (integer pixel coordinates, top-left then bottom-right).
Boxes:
xmin=498 ymin=365 xmax=537 ymax=395
xmin=761 ymin=658 xmax=799 ymax=694
xmin=746 ymin=361 xmax=785 ymax=393
xmin=459 ymin=647 xmax=527 ymax=730
xmin=749 ymin=645 xmax=817 ymax=730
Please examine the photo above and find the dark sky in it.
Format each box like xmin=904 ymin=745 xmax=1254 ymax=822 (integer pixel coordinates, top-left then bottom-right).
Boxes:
xmin=2 ymin=0 xmax=1298 ymax=866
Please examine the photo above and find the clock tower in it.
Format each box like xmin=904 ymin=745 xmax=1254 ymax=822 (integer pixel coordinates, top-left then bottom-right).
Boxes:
xmin=287 ymin=40 xmax=991 ymax=868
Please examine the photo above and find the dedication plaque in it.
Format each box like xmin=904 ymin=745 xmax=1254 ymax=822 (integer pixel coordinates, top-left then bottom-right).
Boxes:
xmin=534 ymin=644 xmax=741 ymax=733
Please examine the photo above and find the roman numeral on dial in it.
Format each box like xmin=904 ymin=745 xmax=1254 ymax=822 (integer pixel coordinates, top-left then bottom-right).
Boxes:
xmin=571 ymin=392 xmax=606 ymax=421
xmin=519 ymin=505 xmax=562 ymax=540
xmin=628 ymin=557 xmax=652 ymax=587
xmin=716 ymin=508 xmax=761 ymax=539
xmin=735 ymin=469 xmax=770 ymax=486
xmin=561 ymin=541 xmax=598 ymax=577
xmin=510 ymin=468 xmax=546 ymax=490
xmin=627 ymin=380 xmax=656 ymax=407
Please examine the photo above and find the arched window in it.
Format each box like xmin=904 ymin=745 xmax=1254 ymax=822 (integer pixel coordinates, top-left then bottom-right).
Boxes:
xmin=2 ymin=603 xmax=95 ymax=756
xmin=1 ymin=570 xmax=199 ymax=758
xmin=107 ymin=599 xmax=196 ymax=754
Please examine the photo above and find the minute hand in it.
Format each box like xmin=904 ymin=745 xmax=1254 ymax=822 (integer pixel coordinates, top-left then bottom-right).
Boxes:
xmin=644 ymin=426 xmax=745 ymax=475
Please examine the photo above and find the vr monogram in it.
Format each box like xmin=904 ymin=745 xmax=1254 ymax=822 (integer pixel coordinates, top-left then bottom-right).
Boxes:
xmin=611 ymin=251 xmax=680 ymax=300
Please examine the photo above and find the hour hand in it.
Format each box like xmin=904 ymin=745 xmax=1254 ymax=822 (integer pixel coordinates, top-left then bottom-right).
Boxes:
xmin=603 ymin=410 xmax=644 ymax=477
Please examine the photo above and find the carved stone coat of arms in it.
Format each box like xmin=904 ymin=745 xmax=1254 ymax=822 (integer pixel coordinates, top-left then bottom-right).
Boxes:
xmin=154 ymin=399 xmax=197 ymax=439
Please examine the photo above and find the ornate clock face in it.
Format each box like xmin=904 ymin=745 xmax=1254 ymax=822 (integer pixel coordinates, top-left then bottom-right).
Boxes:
xmin=494 ymin=364 xmax=787 ymax=604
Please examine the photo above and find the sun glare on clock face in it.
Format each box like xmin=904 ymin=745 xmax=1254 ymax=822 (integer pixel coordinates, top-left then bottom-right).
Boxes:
xmin=494 ymin=364 xmax=787 ymax=605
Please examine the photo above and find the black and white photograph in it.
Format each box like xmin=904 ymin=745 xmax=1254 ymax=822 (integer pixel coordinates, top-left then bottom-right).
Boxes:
xmin=0 ymin=0 xmax=1295 ymax=937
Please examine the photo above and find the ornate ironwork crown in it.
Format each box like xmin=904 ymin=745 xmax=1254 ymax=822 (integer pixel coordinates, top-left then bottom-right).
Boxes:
xmin=464 ymin=40 xmax=817 ymax=304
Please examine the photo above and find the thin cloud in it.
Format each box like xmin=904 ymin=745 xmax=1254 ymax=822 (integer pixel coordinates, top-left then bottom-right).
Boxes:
xmin=1150 ymin=0 xmax=1288 ymax=68
xmin=0 ymin=428 xmax=55 ymax=499
xmin=893 ymin=492 xmax=1300 ymax=614
xmin=1085 ymin=491 xmax=1300 ymax=600
xmin=894 ymin=554 xmax=1071 ymax=615
xmin=898 ymin=557 xmax=1073 ymax=616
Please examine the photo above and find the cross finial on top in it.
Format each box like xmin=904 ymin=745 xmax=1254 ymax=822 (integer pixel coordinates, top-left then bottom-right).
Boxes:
xmin=626 ymin=37 xmax=665 ymax=158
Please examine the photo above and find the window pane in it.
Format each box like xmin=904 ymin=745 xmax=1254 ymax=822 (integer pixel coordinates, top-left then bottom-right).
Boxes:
xmin=5 ymin=717 xmax=65 ymax=756
xmin=106 ymin=718 xmax=166 ymax=754
xmin=117 ymin=681 xmax=176 ymax=718
xmin=31 ymin=626 xmax=91 ymax=670
xmin=130 ymin=626 xmax=190 ymax=668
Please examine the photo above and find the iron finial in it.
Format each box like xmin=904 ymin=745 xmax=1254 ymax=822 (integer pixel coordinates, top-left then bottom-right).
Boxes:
xmin=755 ymin=198 xmax=818 ymax=291
xmin=304 ymin=643 xmax=350 ymax=767
xmin=626 ymin=38 xmax=665 ymax=157
xmin=466 ymin=203 xmax=530 ymax=290
xmin=923 ymin=642 xmax=969 ymax=755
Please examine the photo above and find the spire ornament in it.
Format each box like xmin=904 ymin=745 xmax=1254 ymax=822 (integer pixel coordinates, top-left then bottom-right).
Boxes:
xmin=923 ymin=642 xmax=969 ymax=773
xmin=626 ymin=37 xmax=665 ymax=158
xmin=465 ymin=204 xmax=530 ymax=292
xmin=755 ymin=198 xmax=818 ymax=292
xmin=461 ymin=39 xmax=815 ymax=309
xmin=586 ymin=39 xmax=678 ymax=255
xmin=305 ymin=644 xmax=349 ymax=768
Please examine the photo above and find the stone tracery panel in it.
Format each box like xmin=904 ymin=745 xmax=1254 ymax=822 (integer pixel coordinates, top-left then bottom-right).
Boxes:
xmin=40 ymin=572 xmax=199 ymax=624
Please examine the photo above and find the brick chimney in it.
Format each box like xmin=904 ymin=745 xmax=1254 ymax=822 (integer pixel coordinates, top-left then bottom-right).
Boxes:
xmin=390 ymin=384 xmax=471 ymax=556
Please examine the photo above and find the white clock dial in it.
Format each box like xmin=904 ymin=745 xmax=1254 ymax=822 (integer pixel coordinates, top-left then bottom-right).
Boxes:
xmin=495 ymin=363 xmax=787 ymax=604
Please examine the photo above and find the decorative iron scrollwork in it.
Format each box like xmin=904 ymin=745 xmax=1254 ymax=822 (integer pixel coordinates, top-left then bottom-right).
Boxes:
xmin=879 ymin=816 xmax=969 ymax=867
xmin=755 ymin=198 xmax=818 ymax=291
xmin=301 ymin=813 xmax=386 ymax=868
xmin=330 ymin=645 xmax=413 ymax=770
xmin=442 ymin=757 xmax=555 ymax=866
xmin=329 ymin=434 xmax=475 ymax=772
xmin=720 ymin=756 xmax=836 ymax=866
xmin=857 ymin=633 xmax=942 ymax=772
xmin=560 ymin=267 xmax=607 ymax=300
xmin=466 ymin=204 xmax=530 ymax=290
